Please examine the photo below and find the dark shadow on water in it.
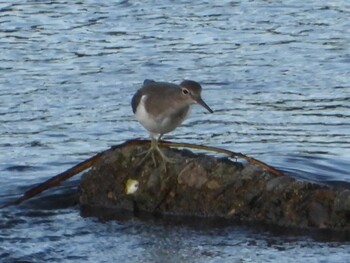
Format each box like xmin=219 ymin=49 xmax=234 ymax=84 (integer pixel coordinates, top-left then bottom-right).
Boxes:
xmin=80 ymin=205 xmax=350 ymax=243
xmin=3 ymin=164 xmax=44 ymax=172
xmin=271 ymin=154 xmax=350 ymax=188
xmin=0 ymin=180 xmax=79 ymax=211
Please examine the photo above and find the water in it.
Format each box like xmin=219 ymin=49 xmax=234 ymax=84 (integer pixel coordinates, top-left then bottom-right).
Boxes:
xmin=1 ymin=0 xmax=349 ymax=262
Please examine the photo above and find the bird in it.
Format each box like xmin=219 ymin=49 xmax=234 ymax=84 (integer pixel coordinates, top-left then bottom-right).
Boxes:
xmin=131 ymin=79 xmax=213 ymax=165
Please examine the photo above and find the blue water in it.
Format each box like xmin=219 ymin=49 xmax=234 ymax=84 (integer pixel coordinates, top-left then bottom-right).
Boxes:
xmin=1 ymin=1 xmax=349 ymax=262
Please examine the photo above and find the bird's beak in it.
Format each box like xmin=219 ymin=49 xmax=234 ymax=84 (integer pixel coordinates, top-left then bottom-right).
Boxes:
xmin=196 ymin=97 xmax=213 ymax=113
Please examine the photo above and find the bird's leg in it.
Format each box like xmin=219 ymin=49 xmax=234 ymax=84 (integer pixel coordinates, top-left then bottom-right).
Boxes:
xmin=150 ymin=138 xmax=158 ymax=166
xmin=154 ymin=134 xmax=175 ymax=164
xmin=136 ymin=137 xmax=158 ymax=167
xmin=136 ymin=135 xmax=175 ymax=168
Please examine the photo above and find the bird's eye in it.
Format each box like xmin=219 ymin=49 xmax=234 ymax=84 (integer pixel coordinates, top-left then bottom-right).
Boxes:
xmin=182 ymin=88 xmax=189 ymax=95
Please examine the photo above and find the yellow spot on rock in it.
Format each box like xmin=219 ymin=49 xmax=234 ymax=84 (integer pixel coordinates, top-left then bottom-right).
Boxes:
xmin=126 ymin=179 xmax=139 ymax=195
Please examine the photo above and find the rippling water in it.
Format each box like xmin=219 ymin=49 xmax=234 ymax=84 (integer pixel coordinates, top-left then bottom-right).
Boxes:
xmin=1 ymin=1 xmax=349 ymax=262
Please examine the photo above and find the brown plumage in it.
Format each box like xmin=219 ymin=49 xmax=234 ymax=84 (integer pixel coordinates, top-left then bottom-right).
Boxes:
xmin=131 ymin=79 xmax=213 ymax=164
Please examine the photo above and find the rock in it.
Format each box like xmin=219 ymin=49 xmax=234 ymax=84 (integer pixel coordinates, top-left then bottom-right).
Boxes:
xmin=177 ymin=161 xmax=208 ymax=188
xmin=334 ymin=190 xmax=350 ymax=212
xmin=79 ymin=142 xmax=350 ymax=231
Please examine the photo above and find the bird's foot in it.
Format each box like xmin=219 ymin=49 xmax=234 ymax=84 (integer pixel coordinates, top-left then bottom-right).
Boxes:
xmin=136 ymin=147 xmax=157 ymax=167
xmin=136 ymin=141 xmax=175 ymax=168
xmin=155 ymin=146 xmax=175 ymax=164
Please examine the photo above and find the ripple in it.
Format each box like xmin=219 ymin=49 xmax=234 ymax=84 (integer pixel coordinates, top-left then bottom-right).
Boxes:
xmin=3 ymin=165 xmax=42 ymax=172
xmin=1 ymin=0 xmax=350 ymax=262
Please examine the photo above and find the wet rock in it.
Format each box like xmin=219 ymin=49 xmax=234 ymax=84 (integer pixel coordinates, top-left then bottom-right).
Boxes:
xmin=266 ymin=176 xmax=294 ymax=192
xmin=334 ymin=190 xmax=350 ymax=212
xmin=79 ymin=142 xmax=350 ymax=231
xmin=177 ymin=161 xmax=208 ymax=188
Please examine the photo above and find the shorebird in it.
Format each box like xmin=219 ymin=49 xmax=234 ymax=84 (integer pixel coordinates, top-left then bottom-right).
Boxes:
xmin=131 ymin=79 xmax=213 ymax=165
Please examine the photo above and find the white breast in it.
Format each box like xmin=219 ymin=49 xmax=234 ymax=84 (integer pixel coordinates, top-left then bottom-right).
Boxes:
xmin=135 ymin=95 xmax=188 ymax=137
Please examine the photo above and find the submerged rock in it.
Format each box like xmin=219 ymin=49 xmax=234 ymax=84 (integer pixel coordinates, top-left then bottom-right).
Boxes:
xmin=79 ymin=142 xmax=350 ymax=231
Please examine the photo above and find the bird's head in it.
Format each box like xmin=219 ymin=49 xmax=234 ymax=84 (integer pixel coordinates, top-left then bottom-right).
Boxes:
xmin=180 ymin=80 xmax=213 ymax=113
